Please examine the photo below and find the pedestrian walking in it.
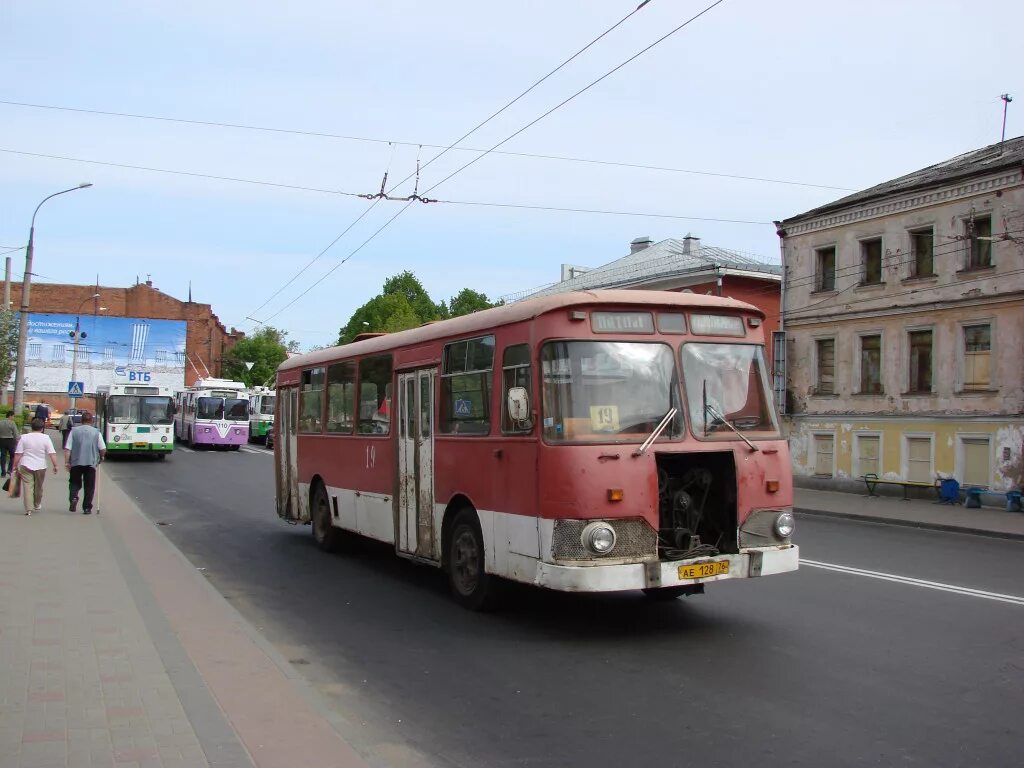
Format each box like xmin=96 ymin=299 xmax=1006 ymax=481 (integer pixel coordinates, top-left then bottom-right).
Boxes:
xmin=12 ymin=418 xmax=59 ymax=515
xmin=65 ymin=411 xmax=106 ymax=515
xmin=34 ymin=402 xmax=50 ymax=425
xmin=58 ymin=411 xmax=73 ymax=449
xmin=0 ymin=409 xmax=19 ymax=477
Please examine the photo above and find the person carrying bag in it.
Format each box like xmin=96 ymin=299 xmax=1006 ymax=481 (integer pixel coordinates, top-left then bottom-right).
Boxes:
xmin=12 ymin=418 xmax=59 ymax=515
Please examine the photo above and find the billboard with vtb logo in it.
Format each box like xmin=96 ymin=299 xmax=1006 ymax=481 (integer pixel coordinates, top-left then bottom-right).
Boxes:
xmin=18 ymin=312 xmax=187 ymax=394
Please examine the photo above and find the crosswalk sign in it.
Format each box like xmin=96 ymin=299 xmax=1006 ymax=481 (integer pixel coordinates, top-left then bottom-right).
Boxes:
xmin=67 ymin=381 xmax=85 ymax=397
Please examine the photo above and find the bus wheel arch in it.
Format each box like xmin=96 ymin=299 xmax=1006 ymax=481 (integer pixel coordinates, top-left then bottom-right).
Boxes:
xmin=310 ymin=477 xmax=342 ymax=552
xmin=441 ymin=498 xmax=500 ymax=611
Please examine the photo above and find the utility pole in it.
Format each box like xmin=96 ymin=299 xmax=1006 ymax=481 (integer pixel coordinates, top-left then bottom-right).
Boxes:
xmin=2 ymin=256 xmax=10 ymax=406
xmin=1000 ymin=94 xmax=1013 ymax=150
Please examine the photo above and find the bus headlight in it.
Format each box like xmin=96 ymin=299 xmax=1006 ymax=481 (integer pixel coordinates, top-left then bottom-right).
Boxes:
xmin=113 ymin=435 xmax=120 ymax=443
xmin=581 ymin=521 xmax=617 ymax=555
xmin=774 ymin=512 xmax=795 ymax=538
xmin=160 ymin=436 xmax=168 ymax=443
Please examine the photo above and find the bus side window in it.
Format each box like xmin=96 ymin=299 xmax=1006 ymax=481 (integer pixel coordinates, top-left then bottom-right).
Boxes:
xmin=326 ymin=361 xmax=356 ymax=434
xmin=357 ymin=356 xmax=393 ymax=435
xmin=299 ymin=367 xmax=325 ymax=433
xmin=439 ymin=335 xmax=494 ymax=436
xmin=501 ymin=343 xmax=533 ymax=434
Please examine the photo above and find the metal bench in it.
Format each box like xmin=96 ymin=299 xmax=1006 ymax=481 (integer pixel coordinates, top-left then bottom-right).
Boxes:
xmin=861 ymin=473 xmax=937 ymax=500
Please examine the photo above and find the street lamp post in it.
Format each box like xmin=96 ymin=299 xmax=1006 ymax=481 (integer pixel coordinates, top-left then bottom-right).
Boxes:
xmin=69 ymin=294 xmax=106 ymax=406
xmin=13 ymin=183 xmax=93 ymax=415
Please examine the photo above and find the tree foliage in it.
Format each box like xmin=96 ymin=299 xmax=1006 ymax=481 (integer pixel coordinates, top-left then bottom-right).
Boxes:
xmin=221 ymin=326 xmax=291 ymax=387
xmin=337 ymin=272 xmax=499 ymax=345
xmin=0 ymin=310 xmax=18 ymax=396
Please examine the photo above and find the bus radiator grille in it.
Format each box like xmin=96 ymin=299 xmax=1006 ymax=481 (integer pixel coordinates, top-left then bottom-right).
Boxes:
xmin=551 ymin=519 xmax=658 ymax=562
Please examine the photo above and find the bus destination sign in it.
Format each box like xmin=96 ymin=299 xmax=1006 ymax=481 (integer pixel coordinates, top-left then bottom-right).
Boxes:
xmin=591 ymin=312 xmax=654 ymax=334
xmin=689 ymin=314 xmax=745 ymax=336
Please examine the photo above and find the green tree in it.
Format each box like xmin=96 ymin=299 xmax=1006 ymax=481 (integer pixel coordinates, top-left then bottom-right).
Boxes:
xmin=382 ymin=271 xmax=444 ymax=323
xmin=0 ymin=310 xmax=18 ymax=401
xmin=448 ymin=288 xmax=501 ymax=317
xmin=337 ymin=293 xmax=421 ymax=345
xmin=221 ymin=326 xmax=291 ymax=387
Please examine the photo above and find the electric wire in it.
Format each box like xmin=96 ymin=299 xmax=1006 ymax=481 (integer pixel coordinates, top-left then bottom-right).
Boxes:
xmin=0 ymin=147 xmax=768 ymax=225
xmin=0 ymin=99 xmax=852 ymax=191
xmin=386 ymin=0 xmax=656 ymax=192
xmin=421 ymin=0 xmax=729 ymax=196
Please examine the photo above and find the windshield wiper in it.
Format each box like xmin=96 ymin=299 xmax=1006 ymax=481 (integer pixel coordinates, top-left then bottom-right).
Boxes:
xmin=702 ymin=379 xmax=759 ymax=452
xmin=632 ymin=407 xmax=678 ymax=457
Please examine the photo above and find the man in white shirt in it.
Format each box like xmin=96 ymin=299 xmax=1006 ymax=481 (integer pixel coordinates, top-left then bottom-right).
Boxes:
xmin=13 ymin=418 xmax=59 ymax=515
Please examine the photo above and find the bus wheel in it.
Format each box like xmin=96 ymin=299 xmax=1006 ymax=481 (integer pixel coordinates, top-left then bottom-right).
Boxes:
xmin=156 ymin=453 xmax=166 ymax=461
xmin=447 ymin=509 xmax=499 ymax=611
xmin=642 ymin=584 xmax=704 ymax=601
xmin=311 ymin=484 xmax=342 ymax=552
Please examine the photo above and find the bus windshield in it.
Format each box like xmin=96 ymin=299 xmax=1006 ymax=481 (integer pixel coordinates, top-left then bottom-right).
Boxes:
xmin=225 ymin=398 xmax=249 ymax=421
xmin=541 ymin=341 xmax=681 ymax=443
xmin=681 ymin=343 xmax=778 ymax=437
xmin=259 ymin=397 xmax=275 ymax=415
xmin=197 ymin=397 xmax=223 ymax=420
xmin=107 ymin=395 xmax=174 ymax=425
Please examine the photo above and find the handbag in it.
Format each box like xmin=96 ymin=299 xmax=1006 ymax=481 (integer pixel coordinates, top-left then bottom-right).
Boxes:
xmin=6 ymin=472 xmax=20 ymax=499
xmin=1 ymin=477 xmax=8 ymax=493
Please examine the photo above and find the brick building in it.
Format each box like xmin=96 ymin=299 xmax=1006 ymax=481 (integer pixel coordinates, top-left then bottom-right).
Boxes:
xmin=6 ymin=279 xmax=241 ymax=412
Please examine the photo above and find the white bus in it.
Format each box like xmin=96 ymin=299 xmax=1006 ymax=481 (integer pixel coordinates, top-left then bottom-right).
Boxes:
xmin=95 ymin=384 xmax=176 ymax=458
xmin=247 ymin=386 xmax=275 ymax=444
xmin=173 ymin=378 xmax=249 ymax=449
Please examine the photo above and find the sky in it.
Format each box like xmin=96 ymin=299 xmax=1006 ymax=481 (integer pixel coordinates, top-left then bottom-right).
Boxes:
xmin=1 ymin=1 xmax=1021 ymax=349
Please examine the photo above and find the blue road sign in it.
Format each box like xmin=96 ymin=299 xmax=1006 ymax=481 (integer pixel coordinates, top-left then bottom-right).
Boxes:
xmin=67 ymin=381 xmax=85 ymax=397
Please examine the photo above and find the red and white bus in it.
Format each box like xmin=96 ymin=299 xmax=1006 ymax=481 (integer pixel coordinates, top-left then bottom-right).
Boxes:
xmin=275 ymin=290 xmax=798 ymax=609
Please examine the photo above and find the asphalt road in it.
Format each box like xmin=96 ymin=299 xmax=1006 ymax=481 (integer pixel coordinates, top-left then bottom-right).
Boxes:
xmin=105 ymin=446 xmax=1024 ymax=768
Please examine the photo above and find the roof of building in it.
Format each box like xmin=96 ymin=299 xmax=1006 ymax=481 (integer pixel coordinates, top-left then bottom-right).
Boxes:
xmin=784 ymin=135 xmax=1024 ymax=224
xmin=514 ymin=235 xmax=780 ymax=302
xmin=279 ymin=289 xmax=763 ymax=372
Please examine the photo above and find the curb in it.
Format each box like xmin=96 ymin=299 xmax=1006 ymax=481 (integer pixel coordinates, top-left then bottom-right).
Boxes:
xmin=795 ymin=506 xmax=1024 ymax=542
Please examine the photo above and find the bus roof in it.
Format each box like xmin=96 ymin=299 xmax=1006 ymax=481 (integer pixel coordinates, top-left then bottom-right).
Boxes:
xmin=280 ymin=289 xmax=762 ymax=373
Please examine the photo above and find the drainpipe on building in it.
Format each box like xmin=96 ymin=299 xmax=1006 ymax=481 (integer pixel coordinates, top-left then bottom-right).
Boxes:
xmin=773 ymin=221 xmax=787 ymax=417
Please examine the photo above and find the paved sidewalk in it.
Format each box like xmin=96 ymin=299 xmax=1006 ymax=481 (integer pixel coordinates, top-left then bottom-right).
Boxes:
xmin=795 ymin=486 xmax=1024 ymax=540
xmin=0 ymin=462 xmax=369 ymax=768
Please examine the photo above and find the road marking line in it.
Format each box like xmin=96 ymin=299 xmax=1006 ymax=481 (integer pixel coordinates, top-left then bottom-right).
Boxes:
xmin=802 ymin=559 xmax=1024 ymax=606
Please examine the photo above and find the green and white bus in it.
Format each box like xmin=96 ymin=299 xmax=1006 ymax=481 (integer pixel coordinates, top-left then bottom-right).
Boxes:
xmin=95 ymin=384 xmax=175 ymax=458
xmin=248 ymin=386 xmax=275 ymax=444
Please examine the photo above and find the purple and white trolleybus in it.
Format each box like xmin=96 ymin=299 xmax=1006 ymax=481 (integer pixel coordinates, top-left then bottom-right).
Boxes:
xmin=174 ymin=378 xmax=249 ymax=449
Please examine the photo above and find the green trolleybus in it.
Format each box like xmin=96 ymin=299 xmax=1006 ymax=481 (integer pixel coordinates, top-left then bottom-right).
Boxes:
xmin=248 ymin=386 xmax=275 ymax=444
xmin=95 ymin=383 xmax=176 ymax=458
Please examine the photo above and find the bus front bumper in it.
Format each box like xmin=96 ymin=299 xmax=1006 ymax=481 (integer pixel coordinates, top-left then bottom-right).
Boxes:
xmin=534 ymin=545 xmax=799 ymax=593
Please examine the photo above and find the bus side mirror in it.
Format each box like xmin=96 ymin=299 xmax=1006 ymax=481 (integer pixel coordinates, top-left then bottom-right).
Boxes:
xmin=507 ymin=387 xmax=530 ymax=421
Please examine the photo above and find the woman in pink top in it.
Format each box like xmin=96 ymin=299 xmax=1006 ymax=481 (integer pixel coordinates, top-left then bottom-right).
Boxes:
xmin=13 ymin=418 xmax=59 ymax=515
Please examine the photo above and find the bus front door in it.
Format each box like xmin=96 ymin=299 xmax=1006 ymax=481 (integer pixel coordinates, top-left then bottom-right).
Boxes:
xmin=397 ymin=369 xmax=435 ymax=558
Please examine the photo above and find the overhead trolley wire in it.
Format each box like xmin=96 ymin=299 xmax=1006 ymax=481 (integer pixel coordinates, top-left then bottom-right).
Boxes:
xmin=249 ymin=0 xmax=730 ymax=325
xmin=385 ymin=0 xmax=656 ymax=192
xmin=419 ymin=0 xmax=729 ymax=196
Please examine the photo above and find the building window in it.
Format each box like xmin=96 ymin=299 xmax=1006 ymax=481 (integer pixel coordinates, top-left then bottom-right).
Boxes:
xmin=815 ymin=338 xmax=835 ymax=395
xmin=963 ymin=324 xmax=991 ymax=391
xmin=961 ymin=437 xmax=991 ymax=487
xmin=298 ymin=367 xmax=325 ymax=433
xmin=501 ymin=344 xmax=533 ymax=434
xmin=859 ymin=335 xmax=882 ymax=394
xmin=326 ymin=361 xmax=356 ymax=433
xmin=856 ymin=435 xmax=880 ymax=478
xmin=28 ymin=344 xmax=42 ymax=361
xmin=908 ymin=330 xmax=932 ymax=393
xmin=439 ymin=335 xmax=495 ymax=435
xmin=815 ymin=247 xmax=836 ymax=291
xmin=357 ymin=356 xmax=393 ymax=435
xmin=814 ymin=434 xmax=834 ymax=477
xmin=909 ymin=227 xmax=934 ymax=277
xmin=906 ymin=436 xmax=932 ymax=483
xmin=966 ymin=215 xmax=992 ymax=269
xmin=104 ymin=347 xmax=115 ymax=363
xmin=861 ymin=238 xmax=883 ymax=284
xmin=51 ymin=344 xmax=67 ymax=362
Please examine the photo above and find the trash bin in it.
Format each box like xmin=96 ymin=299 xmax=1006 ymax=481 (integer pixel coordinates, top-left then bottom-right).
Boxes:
xmin=964 ymin=487 xmax=983 ymax=509
xmin=1008 ymin=490 xmax=1023 ymax=513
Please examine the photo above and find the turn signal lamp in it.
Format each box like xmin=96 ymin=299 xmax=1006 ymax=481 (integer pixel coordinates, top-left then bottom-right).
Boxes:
xmin=766 ymin=479 xmax=780 ymax=493
xmin=569 ymin=310 xmax=587 ymax=321
xmin=607 ymin=488 xmax=624 ymax=502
